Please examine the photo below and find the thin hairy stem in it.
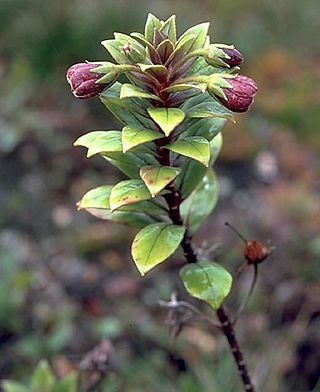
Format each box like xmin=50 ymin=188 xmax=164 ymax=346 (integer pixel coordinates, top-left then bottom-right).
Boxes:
xmin=233 ymin=264 xmax=258 ymax=325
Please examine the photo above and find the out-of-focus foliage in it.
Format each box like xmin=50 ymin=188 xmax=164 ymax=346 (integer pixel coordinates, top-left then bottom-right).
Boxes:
xmin=1 ymin=0 xmax=320 ymax=391
xmin=3 ymin=360 xmax=78 ymax=392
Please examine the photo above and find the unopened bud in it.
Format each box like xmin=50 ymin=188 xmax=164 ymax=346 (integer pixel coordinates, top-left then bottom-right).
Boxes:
xmin=205 ymin=44 xmax=243 ymax=68
xmin=209 ymin=75 xmax=257 ymax=113
xmin=66 ymin=62 xmax=115 ymax=99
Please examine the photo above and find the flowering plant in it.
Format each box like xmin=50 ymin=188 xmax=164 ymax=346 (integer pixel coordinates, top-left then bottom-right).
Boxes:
xmin=67 ymin=14 xmax=257 ymax=391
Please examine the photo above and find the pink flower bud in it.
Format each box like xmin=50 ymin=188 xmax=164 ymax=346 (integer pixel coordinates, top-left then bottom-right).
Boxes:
xmin=66 ymin=63 xmax=107 ymax=99
xmin=218 ymin=75 xmax=258 ymax=113
xmin=221 ymin=47 xmax=244 ymax=67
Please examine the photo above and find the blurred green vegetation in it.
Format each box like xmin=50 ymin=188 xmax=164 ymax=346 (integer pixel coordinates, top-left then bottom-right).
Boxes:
xmin=0 ymin=0 xmax=320 ymax=391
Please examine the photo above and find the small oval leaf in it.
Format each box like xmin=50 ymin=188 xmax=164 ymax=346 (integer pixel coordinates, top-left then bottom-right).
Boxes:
xmin=180 ymin=169 xmax=219 ymax=233
xmin=140 ymin=165 xmax=181 ymax=197
xmin=180 ymin=261 xmax=232 ymax=310
xmin=120 ymin=83 xmax=162 ymax=101
xmin=122 ymin=126 xmax=163 ymax=152
xmin=164 ymin=136 xmax=211 ymax=166
xmin=187 ymin=100 xmax=234 ymax=121
xmin=86 ymin=131 xmax=122 ymax=157
xmin=210 ymin=132 xmax=223 ymax=163
xmin=77 ymin=185 xmax=111 ymax=210
xmin=148 ymin=107 xmax=185 ymax=136
xmin=132 ymin=223 xmax=185 ymax=275
xmin=109 ymin=180 xmax=151 ymax=211
xmin=74 ymin=131 xmax=110 ymax=149
xmin=137 ymin=63 xmax=168 ymax=79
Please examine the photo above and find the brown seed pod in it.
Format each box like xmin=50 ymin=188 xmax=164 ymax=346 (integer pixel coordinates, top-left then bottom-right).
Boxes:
xmin=225 ymin=222 xmax=270 ymax=267
xmin=244 ymin=239 xmax=269 ymax=265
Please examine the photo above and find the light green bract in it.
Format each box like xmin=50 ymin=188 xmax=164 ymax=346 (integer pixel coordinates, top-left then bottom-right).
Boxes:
xmin=180 ymin=261 xmax=233 ymax=310
xmin=132 ymin=223 xmax=185 ymax=276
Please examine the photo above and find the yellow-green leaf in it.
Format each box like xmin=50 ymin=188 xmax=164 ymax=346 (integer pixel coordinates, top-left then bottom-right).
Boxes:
xmin=180 ymin=261 xmax=232 ymax=310
xmin=132 ymin=223 xmax=185 ymax=275
xmin=109 ymin=180 xmax=151 ymax=211
xmin=140 ymin=165 xmax=181 ymax=197
xmin=74 ymin=131 xmax=110 ymax=149
xmin=120 ymin=84 xmax=162 ymax=101
xmin=164 ymin=136 xmax=211 ymax=166
xmin=122 ymin=126 xmax=163 ymax=152
xmin=180 ymin=169 xmax=219 ymax=233
xmin=86 ymin=131 xmax=122 ymax=157
xmin=147 ymin=107 xmax=185 ymax=136
xmin=77 ymin=185 xmax=111 ymax=210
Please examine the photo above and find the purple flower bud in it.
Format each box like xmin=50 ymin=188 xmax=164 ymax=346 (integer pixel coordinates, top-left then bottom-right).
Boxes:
xmin=66 ymin=63 xmax=107 ymax=99
xmin=218 ymin=75 xmax=258 ymax=113
xmin=221 ymin=47 xmax=244 ymax=67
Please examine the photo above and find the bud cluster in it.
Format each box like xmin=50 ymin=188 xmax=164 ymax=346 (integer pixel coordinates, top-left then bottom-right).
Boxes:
xmin=66 ymin=14 xmax=257 ymax=112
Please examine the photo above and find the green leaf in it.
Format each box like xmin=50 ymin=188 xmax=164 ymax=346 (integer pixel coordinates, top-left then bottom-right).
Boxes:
xmin=164 ymin=136 xmax=211 ymax=166
xmin=102 ymin=34 xmax=146 ymax=64
xmin=159 ymin=15 xmax=177 ymax=43
xmin=181 ymin=169 xmax=219 ymax=233
xmin=187 ymin=100 xmax=234 ymax=121
xmin=82 ymin=208 xmax=158 ymax=227
xmin=120 ymin=84 xmax=162 ymax=102
xmin=77 ymin=185 xmax=165 ymax=228
xmin=2 ymin=381 xmax=28 ymax=392
xmin=109 ymin=180 xmax=151 ymax=211
xmin=162 ymin=83 xmax=207 ymax=94
xmin=122 ymin=126 xmax=163 ymax=152
xmin=171 ymin=22 xmax=210 ymax=62
xmin=210 ymin=132 xmax=223 ymax=163
xmin=100 ymin=83 xmax=155 ymax=129
xmin=157 ymin=39 xmax=174 ymax=62
xmin=165 ymin=34 xmax=197 ymax=66
xmin=178 ymin=117 xmax=225 ymax=142
xmin=178 ymin=93 xmax=227 ymax=140
xmin=140 ymin=165 xmax=181 ymax=197
xmin=53 ymin=373 xmax=77 ymax=392
xmin=74 ymin=131 xmax=107 ymax=148
xmin=31 ymin=360 xmax=55 ymax=392
xmin=137 ymin=64 xmax=167 ymax=79
xmin=147 ymin=107 xmax=185 ymax=136
xmin=78 ymin=185 xmax=164 ymax=215
xmin=180 ymin=261 xmax=232 ymax=310
xmin=86 ymin=131 xmax=122 ymax=157
xmin=77 ymin=185 xmax=111 ymax=210
xmin=132 ymin=223 xmax=185 ymax=275
xmin=103 ymin=152 xmax=158 ymax=179
xmin=177 ymin=160 xmax=207 ymax=198
xmin=145 ymin=13 xmax=162 ymax=43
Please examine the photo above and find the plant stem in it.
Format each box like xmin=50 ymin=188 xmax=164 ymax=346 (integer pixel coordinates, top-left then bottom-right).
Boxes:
xmin=164 ymin=178 xmax=255 ymax=391
xmin=154 ymin=93 xmax=255 ymax=392
xmin=180 ymin=230 xmax=255 ymax=392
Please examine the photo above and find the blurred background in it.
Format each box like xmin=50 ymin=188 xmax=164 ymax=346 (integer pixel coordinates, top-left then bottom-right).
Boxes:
xmin=0 ymin=0 xmax=320 ymax=391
